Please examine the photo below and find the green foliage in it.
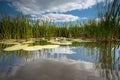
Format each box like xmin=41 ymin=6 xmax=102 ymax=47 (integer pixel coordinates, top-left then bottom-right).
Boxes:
xmin=0 ymin=14 xmax=32 ymax=39
xmin=98 ymin=0 xmax=120 ymax=40
xmin=0 ymin=0 xmax=119 ymax=41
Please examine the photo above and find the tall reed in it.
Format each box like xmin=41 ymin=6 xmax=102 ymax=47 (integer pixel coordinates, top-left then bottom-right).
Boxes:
xmin=0 ymin=0 xmax=119 ymax=41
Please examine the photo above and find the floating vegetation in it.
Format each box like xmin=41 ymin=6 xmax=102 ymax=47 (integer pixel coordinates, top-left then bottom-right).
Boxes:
xmin=23 ymin=45 xmax=59 ymax=51
xmin=48 ymin=40 xmax=72 ymax=45
xmin=22 ymin=45 xmax=43 ymax=51
xmin=23 ymin=40 xmax=35 ymax=44
xmin=4 ymin=44 xmax=28 ymax=51
xmin=71 ymin=39 xmax=94 ymax=42
xmin=4 ymin=44 xmax=60 ymax=51
xmin=0 ymin=39 xmax=36 ymax=45
xmin=33 ymin=40 xmax=51 ymax=45
xmin=42 ymin=45 xmax=60 ymax=49
xmin=0 ymin=39 xmax=19 ymax=45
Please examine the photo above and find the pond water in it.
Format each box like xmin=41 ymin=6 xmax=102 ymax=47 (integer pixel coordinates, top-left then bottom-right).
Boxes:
xmin=0 ymin=42 xmax=120 ymax=80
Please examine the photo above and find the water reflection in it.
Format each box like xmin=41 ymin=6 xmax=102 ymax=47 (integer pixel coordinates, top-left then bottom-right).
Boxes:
xmin=0 ymin=42 xmax=120 ymax=80
xmin=96 ymin=43 xmax=120 ymax=80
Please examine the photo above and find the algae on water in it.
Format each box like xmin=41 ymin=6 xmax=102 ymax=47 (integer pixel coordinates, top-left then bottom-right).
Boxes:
xmin=4 ymin=44 xmax=60 ymax=51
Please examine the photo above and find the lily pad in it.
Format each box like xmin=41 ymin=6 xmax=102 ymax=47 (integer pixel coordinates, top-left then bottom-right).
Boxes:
xmin=23 ymin=45 xmax=60 ymax=51
xmin=43 ymin=45 xmax=60 ymax=49
xmin=4 ymin=44 xmax=60 ymax=51
xmin=22 ymin=45 xmax=43 ymax=51
xmin=71 ymin=39 xmax=94 ymax=42
xmin=0 ymin=39 xmax=20 ymax=45
xmin=4 ymin=44 xmax=28 ymax=51
xmin=48 ymin=40 xmax=72 ymax=45
xmin=23 ymin=40 xmax=35 ymax=44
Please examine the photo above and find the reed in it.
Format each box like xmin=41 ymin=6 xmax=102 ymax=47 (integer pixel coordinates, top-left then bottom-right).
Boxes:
xmin=98 ymin=0 xmax=120 ymax=41
xmin=0 ymin=0 xmax=119 ymax=41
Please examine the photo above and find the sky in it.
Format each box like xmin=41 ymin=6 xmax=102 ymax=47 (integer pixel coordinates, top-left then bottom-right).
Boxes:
xmin=0 ymin=0 xmax=105 ymax=22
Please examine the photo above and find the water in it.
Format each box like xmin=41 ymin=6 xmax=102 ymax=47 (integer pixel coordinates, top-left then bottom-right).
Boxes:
xmin=0 ymin=42 xmax=120 ymax=80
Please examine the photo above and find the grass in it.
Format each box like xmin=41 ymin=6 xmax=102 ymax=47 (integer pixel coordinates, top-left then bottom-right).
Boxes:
xmin=0 ymin=0 xmax=119 ymax=42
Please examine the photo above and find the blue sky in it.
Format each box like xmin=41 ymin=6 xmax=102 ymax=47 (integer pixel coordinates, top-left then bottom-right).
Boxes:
xmin=0 ymin=0 xmax=104 ymax=22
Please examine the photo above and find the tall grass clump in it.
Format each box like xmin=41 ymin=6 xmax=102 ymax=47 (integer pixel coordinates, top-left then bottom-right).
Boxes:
xmin=0 ymin=14 xmax=32 ymax=40
xmin=98 ymin=0 xmax=120 ymax=41
xmin=0 ymin=0 xmax=119 ymax=41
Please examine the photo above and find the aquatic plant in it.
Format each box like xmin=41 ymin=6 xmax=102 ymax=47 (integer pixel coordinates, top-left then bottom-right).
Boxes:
xmin=98 ymin=0 xmax=120 ymax=41
xmin=0 ymin=0 xmax=119 ymax=41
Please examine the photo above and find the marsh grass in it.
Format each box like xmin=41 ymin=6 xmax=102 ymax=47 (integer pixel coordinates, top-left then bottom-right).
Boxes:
xmin=0 ymin=0 xmax=119 ymax=41
xmin=98 ymin=0 xmax=120 ymax=41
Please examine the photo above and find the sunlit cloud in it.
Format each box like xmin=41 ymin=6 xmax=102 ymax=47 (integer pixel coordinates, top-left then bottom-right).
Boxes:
xmin=2 ymin=0 xmax=104 ymax=14
xmin=38 ymin=13 xmax=79 ymax=22
xmin=0 ymin=0 xmax=104 ymax=22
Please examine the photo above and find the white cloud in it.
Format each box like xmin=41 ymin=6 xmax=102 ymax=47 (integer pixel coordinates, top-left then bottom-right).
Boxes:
xmin=3 ymin=0 xmax=104 ymax=15
xmin=32 ymin=13 xmax=79 ymax=22
xmin=0 ymin=0 xmax=104 ymax=22
xmin=95 ymin=17 xmax=101 ymax=22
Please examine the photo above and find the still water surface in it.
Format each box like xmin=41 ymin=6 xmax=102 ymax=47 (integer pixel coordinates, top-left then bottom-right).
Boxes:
xmin=0 ymin=42 xmax=120 ymax=80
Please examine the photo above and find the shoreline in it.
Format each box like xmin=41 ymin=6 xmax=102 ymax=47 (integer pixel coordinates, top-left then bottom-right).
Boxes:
xmin=0 ymin=37 xmax=120 ymax=45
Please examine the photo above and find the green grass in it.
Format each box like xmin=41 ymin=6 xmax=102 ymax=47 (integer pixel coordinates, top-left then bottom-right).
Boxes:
xmin=0 ymin=0 xmax=119 ymax=41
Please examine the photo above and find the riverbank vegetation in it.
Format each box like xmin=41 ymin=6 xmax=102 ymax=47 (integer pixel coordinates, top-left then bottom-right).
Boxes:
xmin=0 ymin=0 xmax=119 ymax=42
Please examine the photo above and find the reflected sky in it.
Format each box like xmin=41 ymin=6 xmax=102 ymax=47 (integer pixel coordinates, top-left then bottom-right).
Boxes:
xmin=0 ymin=42 xmax=120 ymax=80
